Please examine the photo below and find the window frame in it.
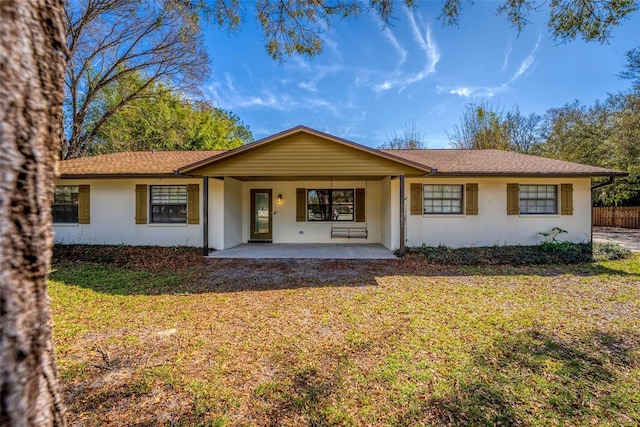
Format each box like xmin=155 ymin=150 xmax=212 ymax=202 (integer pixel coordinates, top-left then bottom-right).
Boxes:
xmin=519 ymin=184 xmax=558 ymax=215
xmin=422 ymin=184 xmax=464 ymax=215
xmin=52 ymin=185 xmax=79 ymax=224
xmin=306 ymin=189 xmax=355 ymax=222
xmin=149 ymin=185 xmax=188 ymax=224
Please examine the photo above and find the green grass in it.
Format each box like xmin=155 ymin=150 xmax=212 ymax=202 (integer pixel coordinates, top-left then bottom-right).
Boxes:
xmin=49 ymin=250 xmax=640 ymax=426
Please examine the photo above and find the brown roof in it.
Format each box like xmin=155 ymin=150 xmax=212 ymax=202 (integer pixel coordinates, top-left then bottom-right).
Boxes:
xmin=58 ymin=150 xmax=223 ymax=177
xmin=57 ymin=145 xmax=626 ymax=178
xmin=383 ymin=149 xmax=626 ymax=177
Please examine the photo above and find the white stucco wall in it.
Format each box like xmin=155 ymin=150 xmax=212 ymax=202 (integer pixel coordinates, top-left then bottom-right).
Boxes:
xmin=53 ymin=178 xmax=203 ymax=246
xmin=403 ymin=177 xmax=592 ymax=248
xmin=380 ymin=177 xmax=392 ymax=250
xmin=223 ymin=177 xmax=243 ymax=249
xmin=209 ymin=178 xmax=225 ymax=250
xmin=54 ymin=175 xmax=593 ymax=250
xmin=232 ymin=180 xmax=383 ymax=246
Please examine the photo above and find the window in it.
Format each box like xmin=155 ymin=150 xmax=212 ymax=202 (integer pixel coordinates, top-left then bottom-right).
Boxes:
xmin=519 ymin=185 xmax=557 ymax=214
xmin=423 ymin=184 xmax=463 ymax=214
xmin=307 ymin=189 xmax=354 ymax=221
xmin=52 ymin=186 xmax=79 ymax=223
xmin=150 ymin=185 xmax=187 ymax=223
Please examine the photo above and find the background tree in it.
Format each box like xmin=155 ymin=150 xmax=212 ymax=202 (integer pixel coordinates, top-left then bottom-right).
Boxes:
xmin=448 ymin=103 xmax=542 ymax=152
xmin=539 ymin=86 xmax=640 ymax=206
xmin=0 ymin=1 xmax=68 ymax=424
xmin=63 ymin=0 xmax=209 ymax=159
xmin=88 ymin=72 xmax=252 ymax=154
xmin=379 ymin=120 xmax=426 ymax=149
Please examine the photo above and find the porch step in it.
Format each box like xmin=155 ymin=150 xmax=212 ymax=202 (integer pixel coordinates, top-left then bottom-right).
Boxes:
xmin=248 ymin=239 xmax=273 ymax=243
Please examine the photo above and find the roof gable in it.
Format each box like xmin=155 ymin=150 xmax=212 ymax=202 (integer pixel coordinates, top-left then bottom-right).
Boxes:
xmin=179 ymin=126 xmax=431 ymax=177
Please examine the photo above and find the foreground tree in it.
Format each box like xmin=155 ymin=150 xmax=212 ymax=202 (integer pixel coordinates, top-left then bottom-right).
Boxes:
xmin=89 ymin=73 xmax=252 ymax=154
xmin=0 ymin=1 xmax=68 ymax=425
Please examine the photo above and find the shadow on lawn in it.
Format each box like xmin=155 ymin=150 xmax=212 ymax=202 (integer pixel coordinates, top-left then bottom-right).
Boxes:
xmin=396 ymin=329 xmax=639 ymax=426
xmin=49 ymin=255 xmax=632 ymax=296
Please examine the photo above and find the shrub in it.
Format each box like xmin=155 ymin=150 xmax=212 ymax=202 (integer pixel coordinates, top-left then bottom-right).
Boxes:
xmin=592 ymin=242 xmax=632 ymax=261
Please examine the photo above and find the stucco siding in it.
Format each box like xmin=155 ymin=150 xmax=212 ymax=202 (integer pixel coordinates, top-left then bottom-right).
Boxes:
xmin=53 ymin=178 xmax=203 ymax=246
xmin=209 ymin=178 xmax=225 ymax=250
xmin=404 ymin=177 xmax=592 ymax=248
xmin=223 ymin=177 xmax=243 ymax=249
xmin=236 ymin=180 xmax=382 ymax=245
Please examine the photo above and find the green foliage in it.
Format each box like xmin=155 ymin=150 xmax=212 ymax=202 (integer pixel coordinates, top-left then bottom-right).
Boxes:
xmin=89 ymin=72 xmax=252 ymax=154
xmin=448 ymin=102 xmax=542 ymax=152
xmin=64 ymin=0 xmax=210 ymax=158
xmin=540 ymin=92 xmax=640 ymax=206
xmin=538 ymin=227 xmax=578 ymax=253
xmin=441 ymin=0 xmax=637 ymax=43
xmin=593 ymin=242 xmax=633 ymax=261
xmin=408 ymin=242 xmax=591 ymax=265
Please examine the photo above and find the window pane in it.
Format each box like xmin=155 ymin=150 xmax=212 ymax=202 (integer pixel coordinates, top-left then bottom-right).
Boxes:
xmin=307 ymin=189 xmax=354 ymax=221
xmin=53 ymin=186 xmax=79 ymax=223
xmin=423 ymin=184 xmax=463 ymax=214
xmin=519 ymin=185 xmax=557 ymax=214
xmin=150 ymin=186 xmax=187 ymax=223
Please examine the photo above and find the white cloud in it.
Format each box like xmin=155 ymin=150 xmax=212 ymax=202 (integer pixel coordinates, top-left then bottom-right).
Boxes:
xmin=382 ymin=27 xmax=408 ymax=66
xmin=372 ymin=10 xmax=440 ymax=93
xmin=441 ymin=36 xmax=541 ymax=99
xmin=501 ymin=43 xmax=512 ymax=73
xmin=207 ymin=74 xmax=297 ymax=111
xmin=449 ymin=87 xmax=474 ymax=97
xmin=297 ymin=64 xmax=344 ymax=92
xmin=407 ymin=10 xmax=440 ymax=74
xmin=509 ymin=35 xmax=541 ymax=83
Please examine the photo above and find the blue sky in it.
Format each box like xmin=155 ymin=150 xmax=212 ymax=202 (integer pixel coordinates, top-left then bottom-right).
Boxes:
xmin=204 ymin=2 xmax=640 ymax=148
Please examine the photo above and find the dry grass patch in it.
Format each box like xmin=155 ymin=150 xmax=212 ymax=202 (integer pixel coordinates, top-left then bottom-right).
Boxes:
xmin=50 ymin=246 xmax=640 ymax=426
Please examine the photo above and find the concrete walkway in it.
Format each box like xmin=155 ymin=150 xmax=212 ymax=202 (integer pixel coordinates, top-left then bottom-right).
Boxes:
xmin=593 ymin=227 xmax=640 ymax=252
xmin=208 ymin=243 xmax=398 ymax=259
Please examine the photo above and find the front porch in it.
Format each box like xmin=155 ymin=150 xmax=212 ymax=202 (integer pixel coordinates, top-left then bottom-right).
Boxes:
xmin=207 ymin=243 xmax=397 ymax=259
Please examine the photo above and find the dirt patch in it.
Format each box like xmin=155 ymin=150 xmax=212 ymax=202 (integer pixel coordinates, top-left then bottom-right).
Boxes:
xmin=594 ymin=227 xmax=640 ymax=252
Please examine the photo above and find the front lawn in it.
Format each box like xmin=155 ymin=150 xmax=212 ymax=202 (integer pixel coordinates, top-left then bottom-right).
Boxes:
xmin=50 ymin=246 xmax=640 ymax=426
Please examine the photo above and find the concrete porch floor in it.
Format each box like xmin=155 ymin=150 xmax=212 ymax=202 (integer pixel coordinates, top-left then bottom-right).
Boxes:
xmin=207 ymin=243 xmax=398 ymax=259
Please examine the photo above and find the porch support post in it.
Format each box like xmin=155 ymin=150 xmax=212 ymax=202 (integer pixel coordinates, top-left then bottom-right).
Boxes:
xmin=399 ymin=175 xmax=406 ymax=256
xmin=202 ymin=176 xmax=209 ymax=256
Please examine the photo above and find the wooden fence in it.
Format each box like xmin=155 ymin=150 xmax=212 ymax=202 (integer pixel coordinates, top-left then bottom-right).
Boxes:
xmin=593 ymin=207 xmax=640 ymax=229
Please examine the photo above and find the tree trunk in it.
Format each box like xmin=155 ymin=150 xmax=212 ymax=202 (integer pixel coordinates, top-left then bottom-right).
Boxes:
xmin=0 ymin=1 xmax=68 ymax=425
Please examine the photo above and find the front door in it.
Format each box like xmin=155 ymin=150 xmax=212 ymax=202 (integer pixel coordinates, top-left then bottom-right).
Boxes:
xmin=250 ymin=189 xmax=272 ymax=241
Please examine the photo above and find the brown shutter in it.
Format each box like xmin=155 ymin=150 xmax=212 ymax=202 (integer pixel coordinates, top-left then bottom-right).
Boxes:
xmin=355 ymin=188 xmax=365 ymax=222
xmin=561 ymin=183 xmax=573 ymax=215
xmin=187 ymin=184 xmax=200 ymax=224
xmin=465 ymin=183 xmax=478 ymax=215
xmin=135 ymin=184 xmax=147 ymax=224
xmin=410 ymin=183 xmax=422 ymax=215
xmin=507 ymin=183 xmax=519 ymax=215
xmin=78 ymin=185 xmax=90 ymax=224
xmin=296 ymin=188 xmax=306 ymax=222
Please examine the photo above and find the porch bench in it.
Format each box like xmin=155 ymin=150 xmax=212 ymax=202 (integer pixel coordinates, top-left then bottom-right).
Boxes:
xmin=330 ymin=226 xmax=368 ymax=239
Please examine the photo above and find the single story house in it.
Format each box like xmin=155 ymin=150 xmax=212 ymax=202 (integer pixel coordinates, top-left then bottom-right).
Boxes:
xmin=54 ymin=125 xmax=625 ymax=254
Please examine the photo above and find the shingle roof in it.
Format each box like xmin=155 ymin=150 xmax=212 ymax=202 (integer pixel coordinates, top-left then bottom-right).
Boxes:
xmin=382 ymin=149 xmax=626 ymax=177
xmin=58 ymin=150 xmax=223 ymax=177
xmin=57 ymin=146 xmax=625 ymax=178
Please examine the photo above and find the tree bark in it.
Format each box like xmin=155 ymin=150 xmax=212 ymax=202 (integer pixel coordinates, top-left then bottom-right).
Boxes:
xmin=0 ymin=1 xmax=68 ymax=425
